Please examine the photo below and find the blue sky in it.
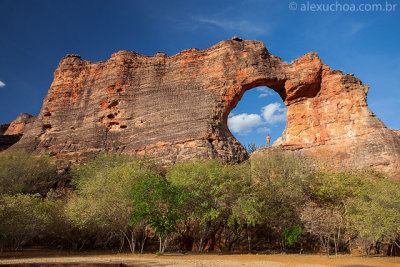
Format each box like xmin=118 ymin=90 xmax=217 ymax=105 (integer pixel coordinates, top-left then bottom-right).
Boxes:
xmin=1 ymin=0 xmax=399 ymax=148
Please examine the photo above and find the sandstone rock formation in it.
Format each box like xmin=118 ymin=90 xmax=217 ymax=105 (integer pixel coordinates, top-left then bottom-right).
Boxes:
xmin=4 ymin=113 xmax=35 ymax=135
xmin=0 ymin=123 xmax=21 ymax=151
xmin=8 ymin=39 xmax=400 ymax=173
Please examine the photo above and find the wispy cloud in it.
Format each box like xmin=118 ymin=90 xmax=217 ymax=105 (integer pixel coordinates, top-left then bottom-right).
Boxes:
xmin=0 ymin=81 xmax=5 ymax=88
xmin=192 ymin=16 xmax=270 ymax=37
xmin=261 ymin=102 xmax=287 ymax=124
xmin=346 ymin=22 xmax=366 ymax=37
xmin=228 ymin=102 xmax=287 ymax=135
xmin=257 ymin=86 xmax=274 ymax=98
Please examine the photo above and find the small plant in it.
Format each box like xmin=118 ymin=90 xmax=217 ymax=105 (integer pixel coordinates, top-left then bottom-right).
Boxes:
xmin=245 ymin=143 xmax=259 ymax=154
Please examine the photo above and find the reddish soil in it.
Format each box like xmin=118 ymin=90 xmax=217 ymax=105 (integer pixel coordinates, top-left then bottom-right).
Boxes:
xmin=1 ymin=250 xmax=399 ymax=266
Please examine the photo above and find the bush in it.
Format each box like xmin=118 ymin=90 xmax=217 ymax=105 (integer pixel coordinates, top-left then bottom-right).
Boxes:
xmin=0 ymin=193 xmax=55 ymax=250
xmin=251 ymin=152 xmax=309 ymax=251
xmin=131 ymin=172 xmax=185 ymax=254
xmin=0 ymin=151 xmax=58 ymax=195
xmin=167 ymin=159 xmax=255 ymax=251
xmin=347 ymin=178 xmax=400 ymax=255
xmin=66 ymin=153 xmax=158 ymax=252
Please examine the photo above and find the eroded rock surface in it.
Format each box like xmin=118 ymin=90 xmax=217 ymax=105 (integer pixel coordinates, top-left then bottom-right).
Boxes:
xmin=8 ymin=40 xmax=400 ymax=173
xmin=4 ymin=113 xmax=35 ymax=135
xmin=0 ymin=123 xmax=21 ymax=151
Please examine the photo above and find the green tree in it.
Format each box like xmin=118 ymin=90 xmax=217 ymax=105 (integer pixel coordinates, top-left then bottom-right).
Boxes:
xmin=224 ymin=161 xmax=261 ymax=251
xmin=251 ymin=152 xmax=309 ymax=252
xmin=0 ymin=151 xmax=58 ymax=195
xmin=0 ymin=193 xmax=54 ymax=250
xmin=167 ymin=159 xmax=241 ymax=251
xmin=66 ymin=153 xmax=156 ymax=253
xmin=280 ymin=224 xmax=303 ymax=252
xmin=131 ymin=172 xmax=185 ymax=254
xmin=304 ymin=170 xmax=382 ymax=255
xmin=347 ymin=178 xmax=400 ymax=255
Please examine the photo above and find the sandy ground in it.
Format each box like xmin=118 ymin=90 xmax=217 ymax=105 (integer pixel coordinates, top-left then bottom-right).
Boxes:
xmin=1 ymin=252 xmax=399 ymax=267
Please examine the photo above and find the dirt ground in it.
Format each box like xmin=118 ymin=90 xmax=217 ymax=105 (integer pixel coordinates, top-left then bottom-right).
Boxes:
xmin=1 ymin=250 xmax=399 ymax=267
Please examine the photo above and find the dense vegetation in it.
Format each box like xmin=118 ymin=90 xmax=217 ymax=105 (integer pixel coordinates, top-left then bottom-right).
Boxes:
xmin=0 ymin=151 xmax=399 ymax=256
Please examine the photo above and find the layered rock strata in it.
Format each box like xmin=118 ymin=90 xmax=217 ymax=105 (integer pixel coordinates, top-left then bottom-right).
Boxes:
xmin=8 ymin=39 xmax=400 ymax=173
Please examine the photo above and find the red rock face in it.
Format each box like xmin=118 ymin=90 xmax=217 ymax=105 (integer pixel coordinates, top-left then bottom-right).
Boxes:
xmin=9 ymin=40 xmax=400 ymax=173
xmin=4 ymin=113 xmax=34 ymax=135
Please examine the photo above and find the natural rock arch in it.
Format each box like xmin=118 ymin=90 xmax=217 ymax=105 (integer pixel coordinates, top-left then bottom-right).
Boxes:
xmin=6 ymin=39 xmax=400 ymax=174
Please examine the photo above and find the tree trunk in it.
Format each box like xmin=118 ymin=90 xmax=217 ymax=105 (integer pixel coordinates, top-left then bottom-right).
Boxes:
xmin=198 ymin=237 xmax=205 ymax=252
xmin=325 ymin=237 xmax=330 ymax=257
xmin=161 ymin=238 xmax=168 ymax=254
xmin=247 ymin=225 xmax=252 ymax=252
xmin=333 ymin=233 xmax=337 ymax=256
xmin=140 ymin=234 xmax=147 ymax=254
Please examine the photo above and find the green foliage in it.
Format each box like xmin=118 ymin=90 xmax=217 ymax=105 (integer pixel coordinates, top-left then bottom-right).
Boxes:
xmin=0 ymin=193 xmax=55 ymax=250
xmin=347 ymin=178 xmax=400 ymax=246
xmin=305 ymin=171 xmax=373 ymax=209
xmin=0 ymin=149 xmax=398 ymax=255
xmin=66 ymin=153 xmax=157 ymax=252
xmin=281 ymin=224 xmax=303 ymax=246
xmin=229 ymin=195 xmax=262 ymax=228
xmin=167 ymin=159 xmax=253 ymax=251
xmin=131 ymin=172 xmax=185 ymax=253
xmin=251 ymin=152 xmax=308 ymax=231
xmin=0 ymin=151 xmax=58 ymax=195
xmin=167 ymin=160 xmax=231 ymax=226
xmin=303 ymin=170 xmax=400 ymax=255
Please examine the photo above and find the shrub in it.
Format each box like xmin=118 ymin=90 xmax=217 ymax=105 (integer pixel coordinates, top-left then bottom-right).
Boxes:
xmin=131 ymin=172 xmax=185 ymax=254
xmin=0 ymin=151 xmax=58 ymax=195
xmin=167 ymin=159 xmax=253 ymax=251
xmin=0 ymin=193 xmax=55 ymax=250
xmin=251 ymin=152 xmax=309 ymax=251
xmin=66 ymin=153 xmax=158 ymax=252
xmin=347 ymin=178 xmax=400 ymax=255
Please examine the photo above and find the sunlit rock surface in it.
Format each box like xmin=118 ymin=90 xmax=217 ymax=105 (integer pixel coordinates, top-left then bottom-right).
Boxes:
xmin=8 ymin=39 xmax=400 ymax=173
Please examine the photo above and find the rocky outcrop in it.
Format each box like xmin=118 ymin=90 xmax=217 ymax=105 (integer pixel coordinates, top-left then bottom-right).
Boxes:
xmin=8 ymin=39 xmax=400 ymax=173
xmin=4 ymin=113 xmax=35 ymax=135
xmin=0 ymin=123 xmax=21 ymax=152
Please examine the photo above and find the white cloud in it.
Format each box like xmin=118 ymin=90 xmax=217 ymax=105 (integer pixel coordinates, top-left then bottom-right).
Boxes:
xmin=0 ymin=81 xmax=5 ymax=88
xmin=256 ymin=87 xmax=274 ymax=98
xmin=228 ymin=113 xmax=263 ymax=136
xmin=228 ymin=103 xmax=287 ymax=136
xmin=261 ymin=102 xmax=287 ymax=124
xmin=192 ymin=16 xmax=269 ymax=37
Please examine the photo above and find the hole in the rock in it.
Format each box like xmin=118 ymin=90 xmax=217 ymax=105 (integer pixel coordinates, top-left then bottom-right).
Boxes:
xmin=42 ymin=124 xmax=52 ymax=131
xmin=107 ymin=114 xmax=115 ymax=119
xmin=227 ymin=86 xmax=287 ymax=151
xmin=108 ymin=100 xmax=119 ymax=108
xmin=120 ymin=125 xmax=127 ymax=129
